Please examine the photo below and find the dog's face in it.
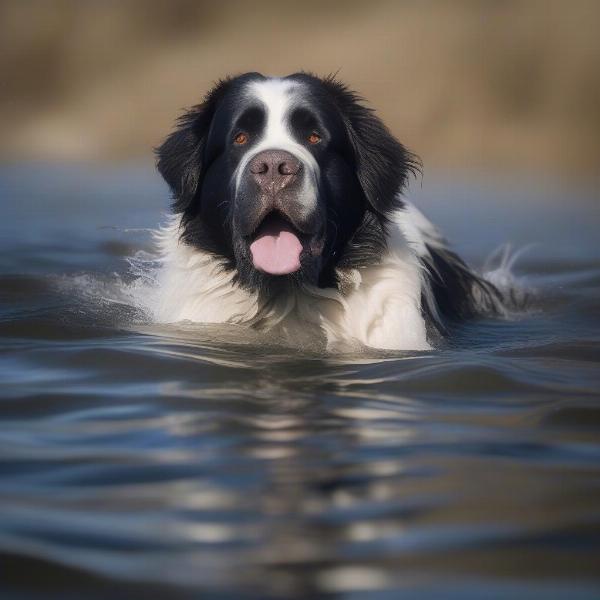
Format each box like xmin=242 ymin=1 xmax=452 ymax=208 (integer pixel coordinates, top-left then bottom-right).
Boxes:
xmin=157 ymin=72 xmax=416 ymax=291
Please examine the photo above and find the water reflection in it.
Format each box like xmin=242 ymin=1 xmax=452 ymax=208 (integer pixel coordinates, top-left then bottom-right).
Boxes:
xmin=2 ymin=168 xmax=600 ymax=598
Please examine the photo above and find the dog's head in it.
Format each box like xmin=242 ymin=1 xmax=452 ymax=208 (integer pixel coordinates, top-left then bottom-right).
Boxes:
xmin=157 ymin=72 xmax=417 ymax=291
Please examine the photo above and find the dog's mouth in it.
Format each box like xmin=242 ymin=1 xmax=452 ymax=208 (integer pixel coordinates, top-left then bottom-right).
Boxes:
xmin=249 ymin=211 xmax=305 ymax=275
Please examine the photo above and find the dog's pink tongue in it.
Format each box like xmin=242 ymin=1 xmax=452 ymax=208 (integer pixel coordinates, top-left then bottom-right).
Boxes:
xmin=250 ymin=215 xmax=303 ymax=275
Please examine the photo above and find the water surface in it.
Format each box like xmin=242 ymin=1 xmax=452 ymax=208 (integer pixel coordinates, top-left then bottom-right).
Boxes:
xmin=1 ymin=165 xmax=599 ymax=599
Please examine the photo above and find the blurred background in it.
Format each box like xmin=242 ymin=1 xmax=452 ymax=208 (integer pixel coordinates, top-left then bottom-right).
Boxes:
xmin=2 ymin=4 xmax=600 ymax=599
xmin=1 ymin=0 xmax=599 ymax=179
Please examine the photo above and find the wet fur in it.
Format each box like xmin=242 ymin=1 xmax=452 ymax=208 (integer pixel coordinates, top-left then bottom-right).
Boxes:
xmin=155 ymin=72 xmax=505 ymax=350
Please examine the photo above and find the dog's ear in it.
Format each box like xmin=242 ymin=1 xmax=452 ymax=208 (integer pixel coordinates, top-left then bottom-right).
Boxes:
xmin=156 ymin=78 xmax=231 ymax=213
xmin=321 ymin=76 xmax=420 ymax=215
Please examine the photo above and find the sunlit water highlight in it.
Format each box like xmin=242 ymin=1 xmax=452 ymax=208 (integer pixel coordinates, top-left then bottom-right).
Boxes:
xmin=1 ymin=164 xmax=599 ymax=599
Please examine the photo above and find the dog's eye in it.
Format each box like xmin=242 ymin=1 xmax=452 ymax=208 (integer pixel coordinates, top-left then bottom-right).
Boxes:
xmin=308 ymin=132 xmax=321 ymax=144
xmin=234 ymin=132 xmax=249 ymax=145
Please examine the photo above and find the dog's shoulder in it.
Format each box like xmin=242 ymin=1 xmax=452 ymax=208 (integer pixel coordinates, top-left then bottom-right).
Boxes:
xmin=394 ymin=201 xmax=506 ymax=331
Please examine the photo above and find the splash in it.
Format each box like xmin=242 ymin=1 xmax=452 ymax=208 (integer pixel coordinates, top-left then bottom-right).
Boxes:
xmin=483 ymin=243 xmax=534 ymax=310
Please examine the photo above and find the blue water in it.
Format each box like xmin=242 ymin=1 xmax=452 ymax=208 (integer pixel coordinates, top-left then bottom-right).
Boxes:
xmin=1 ymin=164 xmax=599 ymax=599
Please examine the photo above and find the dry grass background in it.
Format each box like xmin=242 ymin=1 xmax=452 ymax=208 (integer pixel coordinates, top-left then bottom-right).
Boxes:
xmin=1 ymin=0 xmax=599 ymax=178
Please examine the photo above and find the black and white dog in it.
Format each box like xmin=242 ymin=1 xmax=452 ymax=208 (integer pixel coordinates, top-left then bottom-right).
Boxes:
xmin=154 ymin=72 xmax=504 ymax=350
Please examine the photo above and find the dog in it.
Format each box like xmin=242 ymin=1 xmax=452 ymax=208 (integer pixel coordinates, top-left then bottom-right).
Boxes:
xmin=153 ymin=72 xmax=504 ymax=351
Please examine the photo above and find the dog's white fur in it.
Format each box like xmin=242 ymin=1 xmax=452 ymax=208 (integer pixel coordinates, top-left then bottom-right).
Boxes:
xmin=234 ymin=79 xmax=320 ymax=217
xmin=153 ymin=201 xmax=438 ymax=351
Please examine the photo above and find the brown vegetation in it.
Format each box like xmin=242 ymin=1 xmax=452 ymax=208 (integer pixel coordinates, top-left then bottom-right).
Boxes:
xmin=1 ymin=0 xmax=599 ymax=177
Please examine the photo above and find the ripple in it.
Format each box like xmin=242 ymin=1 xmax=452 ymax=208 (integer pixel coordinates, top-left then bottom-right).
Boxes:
xmin=1 ymin=168 xmax=600 ymax=598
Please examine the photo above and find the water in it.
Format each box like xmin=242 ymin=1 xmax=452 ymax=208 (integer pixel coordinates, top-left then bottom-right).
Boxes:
xmin=1 ymin=164 xmax=599 ymax=599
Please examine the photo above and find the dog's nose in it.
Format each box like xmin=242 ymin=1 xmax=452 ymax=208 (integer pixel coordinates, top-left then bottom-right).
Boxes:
xmin=248 ymin=150 xmax=301 ymax=193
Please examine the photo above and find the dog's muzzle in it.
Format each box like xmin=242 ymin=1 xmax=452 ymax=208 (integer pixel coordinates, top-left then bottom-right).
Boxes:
xmin=235 ymin=149 xmax=324 ymax=276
